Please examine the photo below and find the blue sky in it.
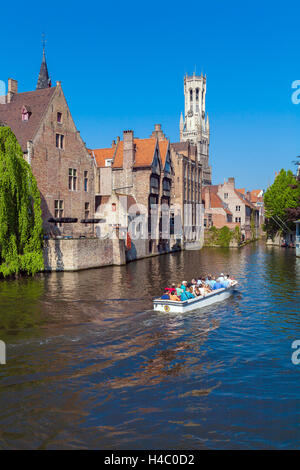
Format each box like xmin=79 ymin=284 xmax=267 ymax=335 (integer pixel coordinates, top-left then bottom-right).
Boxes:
xmin=1 ymin=0 xmax=300 ymax=189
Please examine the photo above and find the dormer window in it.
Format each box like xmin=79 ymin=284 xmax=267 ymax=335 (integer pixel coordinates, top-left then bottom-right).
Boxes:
xmin=21 ymin=106 xmax=31 ymax=122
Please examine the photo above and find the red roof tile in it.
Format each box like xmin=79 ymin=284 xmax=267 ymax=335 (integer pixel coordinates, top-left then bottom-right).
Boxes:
xmin=158 ymin=139 xmax=169 ymax=167
xmin=89 ymin=147 xmax=115 ymax=167
xmin=112 ymin=138 xmax=158 ymax=169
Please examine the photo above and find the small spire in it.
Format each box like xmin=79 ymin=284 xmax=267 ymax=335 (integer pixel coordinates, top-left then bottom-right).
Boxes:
xmin=180 ymin=112 xmax=184 ymax=131
xmin=36 ymin=34 xmax=51 ymax=89
xmin=206 ymin=114 xmax=210 ymax=131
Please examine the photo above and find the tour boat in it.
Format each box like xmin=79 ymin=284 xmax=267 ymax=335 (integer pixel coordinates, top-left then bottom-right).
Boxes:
xmin=153 ymin=281 xmax=238 ymax=313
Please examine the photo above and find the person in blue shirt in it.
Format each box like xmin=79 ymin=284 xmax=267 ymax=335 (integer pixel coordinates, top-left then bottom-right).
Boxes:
xmin=186 ymin=287 xmax=195 ymax=299
xmin=214 ymin=281 xmax=223 ymax=290
xmin=207 ymin=276 xmax=216 ymax=290
xmin=161 ymin=293 xmax=170 ymax=299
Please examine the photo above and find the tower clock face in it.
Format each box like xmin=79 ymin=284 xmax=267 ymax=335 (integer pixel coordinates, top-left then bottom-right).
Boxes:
xmin=188 ymin=110 xmax=193 ymax=117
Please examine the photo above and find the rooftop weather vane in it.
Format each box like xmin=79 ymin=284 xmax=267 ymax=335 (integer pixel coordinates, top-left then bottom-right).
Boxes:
xmin=42 ymin=32 xmax=46 ymax=51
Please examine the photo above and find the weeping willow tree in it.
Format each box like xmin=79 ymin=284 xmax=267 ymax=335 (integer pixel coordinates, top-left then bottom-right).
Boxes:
xmin=0 ymin=126 xmax=44 ymax=277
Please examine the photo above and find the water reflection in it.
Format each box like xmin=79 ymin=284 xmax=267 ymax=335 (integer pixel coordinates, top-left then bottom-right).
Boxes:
xmin=0 ymin=243 xmax=299 ymax=449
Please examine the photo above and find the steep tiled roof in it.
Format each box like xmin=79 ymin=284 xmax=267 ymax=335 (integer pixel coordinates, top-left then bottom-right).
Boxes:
xmin=208 ymin=185 xmax=219 ymax=193
xmin=112 ymin=138 xmax=158 ymax=169
xmin=250 ymin=190 xmax=263 ymax=203
xmin=236 ymin=188 xmax=245 ymax=194
xmin=234 ymin=189 xmax=256 ymax=209
xmin=158 ymin=139 xmax=169 ymax=167
xmin=204 ymin=187 xmax=232 ymax=214
xmin=0 ymin=87 xmax=56 ymax=151
xmin=90 ymin=147 xmax=116 ymax=167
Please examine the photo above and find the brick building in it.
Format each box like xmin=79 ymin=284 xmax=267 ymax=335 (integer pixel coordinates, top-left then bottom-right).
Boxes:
xmin=170 ymin=141 xmax=204 ymax=248
xmin=203 ymin=178 xmax=260 ymax=240
xmin=0 ymin=50 xmax=95 ymax=238
xmin=90 ymin=125 xmax=175 ymax=259
xmin=203 ymin=186 xmax=237 ymax=229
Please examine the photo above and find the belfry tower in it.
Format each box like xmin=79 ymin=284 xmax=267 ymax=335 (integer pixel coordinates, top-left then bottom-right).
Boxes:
xmin=179 ymin=72 xmax=211 ymax=185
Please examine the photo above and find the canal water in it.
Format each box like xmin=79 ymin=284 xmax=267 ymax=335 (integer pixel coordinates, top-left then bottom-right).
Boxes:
xmin=0 ymin=243 xmax=299 ymax=449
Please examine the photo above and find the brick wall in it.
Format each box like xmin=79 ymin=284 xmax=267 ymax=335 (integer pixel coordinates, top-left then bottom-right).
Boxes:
xmin=30 ymin=84 xmax=95 ymax=237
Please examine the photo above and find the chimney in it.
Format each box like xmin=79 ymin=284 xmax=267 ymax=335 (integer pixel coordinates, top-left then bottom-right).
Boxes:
xmin=228 ymin=177 xmax=235 ymax=186
xmin=7 ymin=78 xmax=18 ymax=103
xmin=204 ymin=187 xmax=210 ymax=209
xmin=112 ymin=139 xmax=116 ymax=147
xmin=123 ymin=130 xmax=134 ymax=169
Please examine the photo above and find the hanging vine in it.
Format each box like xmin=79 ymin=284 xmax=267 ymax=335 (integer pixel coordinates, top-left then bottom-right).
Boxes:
xmin=0 ymin=127 xmax=44 ymax=277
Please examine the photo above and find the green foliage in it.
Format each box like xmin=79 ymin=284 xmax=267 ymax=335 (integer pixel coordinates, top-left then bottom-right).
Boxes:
xmin=218 ymin=226 xmax=232 ymax=246
xmin=207 ymin=225 xmax=234 ymax=247
xmin=0 ymin=127 xmax=44 ymax=277
xmin=264 ymin=169 xmax=300 ymax=239
xmin=233 ymin=225 xmax=242 ymax=243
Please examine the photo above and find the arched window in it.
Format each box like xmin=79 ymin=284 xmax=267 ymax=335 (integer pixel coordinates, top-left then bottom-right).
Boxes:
xmin=196 ymin=88 xmax=199 ymax=101
xmin=189 ymin=89 xmax=193 ymax=102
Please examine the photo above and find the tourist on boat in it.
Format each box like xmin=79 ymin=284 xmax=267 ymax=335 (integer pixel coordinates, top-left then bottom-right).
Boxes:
xmin=164 ymin=283 xmax=176 ymax=294
xmin=186 ymin=287 xmax=195 ymax=299
xmin=179 ymin=290 xmax=189 ymax=301
xmin=179 ymin=282 xmax=194 ymax=300
xmin=161 ymin=292 xmax=170 ymax=299
xmin=194 ymin=287 xmax=201 ymax=296
xmin=217 ymin=273 xmax=225 ymax=283
xmin=206 ymin=276 xmax=216 ymax=290
xmin=176 ymin=284 xmax=183 ymax=296
xmin=180 ymin=281 xmax=188 ymax=290
xmin=213 ymin=280 xmax=223 ymax=290
xmin=169 ymin=292 xmax=181 ymax=301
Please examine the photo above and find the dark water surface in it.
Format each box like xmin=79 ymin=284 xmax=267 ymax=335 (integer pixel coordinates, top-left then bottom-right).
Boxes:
xmin=0 ymin=243 xmax=299 ymax=449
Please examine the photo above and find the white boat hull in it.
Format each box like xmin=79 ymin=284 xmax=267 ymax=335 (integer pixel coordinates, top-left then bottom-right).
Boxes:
xmin=153 ymin=281 xmax=238 ymax=313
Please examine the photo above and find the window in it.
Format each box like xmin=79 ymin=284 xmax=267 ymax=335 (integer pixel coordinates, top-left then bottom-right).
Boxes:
xmin=163 ymin=179 xmax=171 ymax=192
xmin=235 ymin=217 xmax=241 ymax=223
xmin=69 ymin=168 xmax=77 ymax=191
xmin=21 ymin=106 xmax=31 ymax=121
xmin=224 ymin=193 xmax=228 ymax=199
xmin=105 ymin=159 xmax=112 ymax=167
xmin=57 ymin=112 xmax=62 ymax=123
xmin=236 ymin=205 xmax=241 ymax=211
xmin=84 ymin=171 xmax=88 ymax=192
xmin=56 ymin=133 xmax=64 ymax=149
xmin=190 ymin=89 xmax=193 ymax=101
xmin=54 ymin=200 xmax=63 ymax=227
xmin=164 ymin=158 xmax=171 ymax=173
xmin=84 ymin=202 xmax=90 ymax=219
xmin=150 ymin=175 xmax=159 ymax=190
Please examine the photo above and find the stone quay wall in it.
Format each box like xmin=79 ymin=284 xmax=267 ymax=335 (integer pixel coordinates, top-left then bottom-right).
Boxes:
xmin=43 ymin=238 xmax=126 ymax=272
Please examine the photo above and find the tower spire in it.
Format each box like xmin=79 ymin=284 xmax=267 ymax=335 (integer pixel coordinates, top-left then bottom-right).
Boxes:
xmin=36 ymin=34 xmax=51 ymax=89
